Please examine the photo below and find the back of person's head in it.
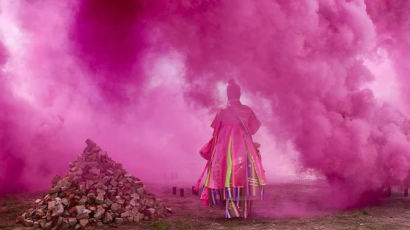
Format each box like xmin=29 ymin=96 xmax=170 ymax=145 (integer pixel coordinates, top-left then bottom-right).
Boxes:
xmin=227 ymin=79 xmax=241 ymax=102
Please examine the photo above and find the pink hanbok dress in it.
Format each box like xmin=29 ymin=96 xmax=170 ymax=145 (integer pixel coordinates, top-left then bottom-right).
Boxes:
xmin=201 ymin=101 xmax=266 ymax=218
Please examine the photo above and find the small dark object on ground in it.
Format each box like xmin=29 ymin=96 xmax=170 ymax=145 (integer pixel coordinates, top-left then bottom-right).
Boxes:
xmin=192 ymin=186 xmax=198 ymax=196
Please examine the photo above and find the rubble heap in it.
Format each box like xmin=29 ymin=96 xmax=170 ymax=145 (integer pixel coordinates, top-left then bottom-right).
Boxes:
xmin=17 ymin=139 xmax=171 ymax=229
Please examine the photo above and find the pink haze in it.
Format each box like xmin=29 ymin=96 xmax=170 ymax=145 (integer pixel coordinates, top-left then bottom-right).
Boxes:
xmin=0 ymin=0 xmax=410 ymax=215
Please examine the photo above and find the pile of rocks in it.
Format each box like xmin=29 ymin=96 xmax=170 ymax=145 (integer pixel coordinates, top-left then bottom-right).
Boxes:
xmin=17 ymin=139 xmax=171 ymax=229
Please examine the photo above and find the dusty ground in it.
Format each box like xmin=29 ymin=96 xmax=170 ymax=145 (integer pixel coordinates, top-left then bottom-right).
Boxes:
xmin=1 ymin=182 xmax=410 ymax=230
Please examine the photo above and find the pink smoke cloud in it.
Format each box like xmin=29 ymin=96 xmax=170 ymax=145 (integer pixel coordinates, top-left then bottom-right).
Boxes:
xmin=0 ymin=0 xmax=211 ymax=195
xmin=1 ymin=0 xmax=410 ymax=213
xmin=152 ymin=0 xmax=410 ymax=206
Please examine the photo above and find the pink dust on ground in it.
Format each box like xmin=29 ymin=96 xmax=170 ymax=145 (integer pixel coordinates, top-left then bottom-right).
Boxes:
xmin=1 ymin=0 xmax=410 ymax=217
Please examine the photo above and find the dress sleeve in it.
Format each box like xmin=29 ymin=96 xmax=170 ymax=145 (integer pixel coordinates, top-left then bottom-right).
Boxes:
xmin=247 ymin=109 xmax=261 ymax=135
xmin=211 ymin=110 xmax=221 ymax=130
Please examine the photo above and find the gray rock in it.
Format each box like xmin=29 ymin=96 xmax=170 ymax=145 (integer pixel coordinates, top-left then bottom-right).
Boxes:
xmin=147 ymin=208 xmax=156 ymax=216
xmin=105 ymin=198 xmax=113 ymax=207
xmin=137 ymin=187 xmax=144 ymax=195
xmin=39 ymin=219 xmax=47 ymax=229
xmin=111 ymin=203 xmax=121 ymax=212
xmin=115 ymin=217 xmax=124 ymax=224
xmin=23 ymin=219 xmax=34 ymax=227
xmin=61 ymin=198 xmax=69 ymax=206
xmin=52 ymin=203 xmax=64 ymax=217
xmin=96 ymin=193 xmax=104 ymax=204
xmin=77 ymin=209 xmax=91 ymax=219
xmin=79 ymin=219 xmax=89 ymax=227
xmin=75 ymin=205 xmax=85 ymax=215
xmin=94 ymin=206 xmax=105 ymax=219
xmin=120 ymin=211 xmax=130 ymax=218
xmin=89 ymin=167 xmax=100 ymax=175
xmin=47 ymin=201 xmax=56 ymax=210
xmin=68 ymin=218 xmax=77 ymax=226
xmin=44 ymin=221 xmax=53 ymax=230
xmin=103 ymin=212 xmax=113 ymax=223
xmin=133 ymin=212 xmax=143 ymax=223
xmin=35 ymin=209 xmax=44 ymax=217
xmin=79 ymin=196 xmax=87 ymax=205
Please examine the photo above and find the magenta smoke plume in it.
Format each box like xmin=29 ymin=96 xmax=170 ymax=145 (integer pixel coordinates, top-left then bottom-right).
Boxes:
xmin=152 ymin=0 xmax=410 ymax=205
xmin=1 ymin=0 xmax=410 ymax=209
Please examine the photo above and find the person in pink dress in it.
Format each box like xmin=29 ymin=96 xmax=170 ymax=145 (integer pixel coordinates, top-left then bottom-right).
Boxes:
xmin=200 ymin=79 xmax=266 ymax=218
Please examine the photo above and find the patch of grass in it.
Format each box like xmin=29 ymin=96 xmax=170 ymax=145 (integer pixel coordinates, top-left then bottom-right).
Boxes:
xmin=360 ymin=209 xmax=370 ymax=215
xmin=0 ymin=201 xmax=30 ymax=229
xmin=138 ymin=219 xmax=208 ymax=230
xmin=172 ymin=220 xmax=206 ymax=230
xmin=351 ymin=209 xmax=370 ymax=218
xmin=222 ymin=219 xmax=247 ymax=229
xmin=366 ymin=225 xmax=386 ymax=230
xmin=145 ymin=220 xmax=172 ymax=230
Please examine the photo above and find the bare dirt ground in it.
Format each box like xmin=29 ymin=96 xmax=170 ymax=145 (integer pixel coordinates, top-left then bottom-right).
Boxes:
xmin=1 ymin=182 xmax=410 ymax=230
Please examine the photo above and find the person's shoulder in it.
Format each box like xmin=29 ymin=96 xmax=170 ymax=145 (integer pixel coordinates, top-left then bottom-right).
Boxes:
xmin=220 ymin=105 xmax=230 ymax=112
xmin=214 ymin=107 xmax=227 ymax=116
xmin=241 ymin=104 xmax=251 ymax=109
xmin=240 ymin=104 xmax=253 ymax=112
xmin=240 ymin=104 xmax=258 ymax=117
